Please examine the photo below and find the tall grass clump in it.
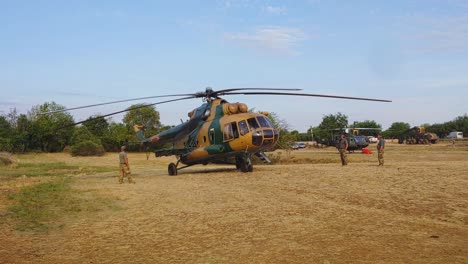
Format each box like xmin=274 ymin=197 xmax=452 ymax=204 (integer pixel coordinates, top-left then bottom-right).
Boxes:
xmin=0 ymin=152 xmax=16 ymax=166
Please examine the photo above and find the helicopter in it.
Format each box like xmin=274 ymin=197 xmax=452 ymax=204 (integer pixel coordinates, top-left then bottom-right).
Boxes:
xmin=313 ymin=127 xmax=382 ymax=152
xmin=49 ymin=87 xmax=391 ymax=175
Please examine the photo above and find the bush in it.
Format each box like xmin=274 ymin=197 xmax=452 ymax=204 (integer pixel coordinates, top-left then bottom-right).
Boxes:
xmin=0 ymin=138 xmax=13 ymax=152
xmin=70 ymin=141 xmax=105 ymax=156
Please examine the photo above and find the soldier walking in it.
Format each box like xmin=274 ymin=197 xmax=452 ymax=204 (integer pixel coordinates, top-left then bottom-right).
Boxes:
xmin=377 ymin=134 xmax=385 ymax=166
xmin=338 ymin=134 xmax=348 ymax=166
xmin=119 ymin=146 xmax=135 ymax=184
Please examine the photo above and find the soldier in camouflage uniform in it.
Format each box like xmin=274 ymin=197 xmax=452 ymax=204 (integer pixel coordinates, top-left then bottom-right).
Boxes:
xmin=119 ymin=146 xmax=135 ymax=184
xmin=377 ymin=134 xmax=385 ymax=166
xmin=338 ymin=134 xmax=348 ymax=166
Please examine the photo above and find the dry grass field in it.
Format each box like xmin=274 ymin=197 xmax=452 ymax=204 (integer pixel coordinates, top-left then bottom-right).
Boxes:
xmin=1 ymin=142 xmax=467 ymax=264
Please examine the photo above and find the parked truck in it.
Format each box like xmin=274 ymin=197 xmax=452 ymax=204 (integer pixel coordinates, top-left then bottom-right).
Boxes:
xmin=398 ymin=127 xmax=439 ymax=144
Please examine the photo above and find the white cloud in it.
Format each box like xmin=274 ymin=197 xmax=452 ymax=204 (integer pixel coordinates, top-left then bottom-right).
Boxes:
xmin=262 ymin=5 xmax=287 ymax=15
xmin=224 ymin=26 xmax=306 ymax=54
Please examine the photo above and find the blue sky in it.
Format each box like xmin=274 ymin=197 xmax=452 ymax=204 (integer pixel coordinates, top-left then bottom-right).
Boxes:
xmin=1 ymin=0 xmax=467 ymax=131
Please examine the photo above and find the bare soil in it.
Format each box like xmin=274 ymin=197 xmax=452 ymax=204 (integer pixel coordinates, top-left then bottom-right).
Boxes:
xmin=1 ymin=143 xmax=467 ymax=263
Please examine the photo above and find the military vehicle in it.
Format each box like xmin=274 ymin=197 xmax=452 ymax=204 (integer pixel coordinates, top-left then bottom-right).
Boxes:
xmin=398 ymin=126 xmax=439 ymax=144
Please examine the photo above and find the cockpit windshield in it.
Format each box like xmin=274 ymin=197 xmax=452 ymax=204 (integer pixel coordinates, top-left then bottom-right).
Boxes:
xmin=257 ymin=116 xmax=273 ymax=128
xmin=247 ymin=117 xmax=260 ymax=130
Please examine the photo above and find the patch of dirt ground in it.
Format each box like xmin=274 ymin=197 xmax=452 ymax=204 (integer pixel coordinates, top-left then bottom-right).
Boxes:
xmin=1 ymin=144 xmax=467 ymax=263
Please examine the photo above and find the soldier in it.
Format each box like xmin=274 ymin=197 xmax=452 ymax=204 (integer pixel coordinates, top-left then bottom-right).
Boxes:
xmin=377 ymin=134 xmax=385 ymax=166
xmin=338 ymin=134 xmax=348 ymax=166
xmin=119 ymin=146 xmax=135 ymax=184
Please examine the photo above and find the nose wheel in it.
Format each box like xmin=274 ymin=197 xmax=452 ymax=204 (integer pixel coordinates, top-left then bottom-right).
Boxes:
xmin=168 ymin=163 xmax=178 ymax=176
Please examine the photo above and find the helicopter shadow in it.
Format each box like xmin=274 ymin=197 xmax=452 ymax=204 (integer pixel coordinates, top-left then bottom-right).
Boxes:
xmin=181 ymin=167 xmax=239 ymax=175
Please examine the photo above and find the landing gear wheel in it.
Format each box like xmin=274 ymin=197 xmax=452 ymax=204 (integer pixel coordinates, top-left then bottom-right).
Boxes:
xmin=240 ymin=163 xmax=249 ymax=172
xmin=235 ymin=156 xmax=242 ymax=170
xmin=168 ymin=163 xmax=178 ymax=176
xmin=239 ymin=155 xmax=253 ymax=173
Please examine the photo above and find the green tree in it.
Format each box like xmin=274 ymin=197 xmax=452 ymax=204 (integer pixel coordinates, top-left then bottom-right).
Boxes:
xmin=426 ymin=123 xmax=449 ymax=137
xmin=290 ymin=130 xmax=300 ymax=141
xmin=427 ymin=114 xmax=468 ymax=137
xmin=69 ymin=126 xmax=106 ymax=156
xmin=453 ymin=114 xmax=468 ymax=135
xmin=123 ymin=104 xmax=161 ymax=139
xmin=13 ymin=114 xmax=32 ymax=153
xmin=102 ymin=122 xmax=131 ymax=151
xmin=383 ymin=122 xmax=410 ymax=138
xmin=313 ymin=112 xmax=348 ymax=140
xmin=28 ymin=102 xmax=75 ymax=152
xmin=83 ymin=115 xmax=109 ymax=137
xmin=297 ymin=133 xmax=311 ymax=141
xmin=0 ymin=109 xmax=30 ymax=152
xmin=350 ymin=120 xmax=382 ymax=136
xmin=71 ymin=126 xmax=101 ymax=145
xmin=0 ymin=116 xmax=13 ymax=151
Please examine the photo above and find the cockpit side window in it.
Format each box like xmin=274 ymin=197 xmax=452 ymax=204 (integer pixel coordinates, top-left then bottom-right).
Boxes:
xmin=247 ymin=117 xmax=260 ymax=130
xmin=231 ymin=122 xmax=239 ymax=139
xmin=223 ymin=124 xmax=234 ymax=141
xmin=238 ymin=120 xmax=249 ymax=136
xmin=257 ymin=116 xmax=272 ymax=128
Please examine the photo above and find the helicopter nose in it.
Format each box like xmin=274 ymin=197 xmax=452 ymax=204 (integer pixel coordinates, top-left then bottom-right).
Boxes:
xmin=252 ymin=128 xmax=279 ymax=147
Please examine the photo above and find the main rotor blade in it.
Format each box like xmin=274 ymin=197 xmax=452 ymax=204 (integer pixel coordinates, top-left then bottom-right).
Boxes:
xmin=348 ymin=127 xmax=382 ymax=130
xmin=221 ymin=92 xmax=392 ymax=102
xmin=57 ymin=96 xmax=195 ymax=129
xmin=214 ymin=88 xmax=302 ymax=96
xmin=42 ymin=93 xmax=196 ymax=115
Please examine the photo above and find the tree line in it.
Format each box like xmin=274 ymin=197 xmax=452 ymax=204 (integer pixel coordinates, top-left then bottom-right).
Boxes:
xmin=0 ymin=102 xmax=168 ymax=154
xmin=309 ymin=112 xmax=468 ymax=141
xmin=1 ymin=102 xmax=466 ymax=154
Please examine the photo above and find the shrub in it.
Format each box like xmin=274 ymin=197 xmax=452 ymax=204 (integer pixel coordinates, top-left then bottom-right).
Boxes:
xmin=70 ymin=140 xmax=105 ymax=156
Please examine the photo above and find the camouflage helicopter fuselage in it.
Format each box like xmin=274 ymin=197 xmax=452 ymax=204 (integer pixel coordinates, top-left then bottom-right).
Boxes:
xmin=135 ymin=98 xmax=278 ymax=171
